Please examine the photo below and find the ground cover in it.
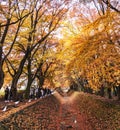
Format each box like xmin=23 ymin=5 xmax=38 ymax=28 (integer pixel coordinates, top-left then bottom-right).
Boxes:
xmin=75 ymin=92 xmax=120 ymax=130
xmin=0 ymin=91 xmax=120 ymax=130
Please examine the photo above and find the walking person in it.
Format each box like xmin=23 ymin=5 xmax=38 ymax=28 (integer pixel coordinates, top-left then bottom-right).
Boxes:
xmin=4 ymin=86 xmax=9 ymax=102
xmin=9 ymin=87 xmax=13 ymax=101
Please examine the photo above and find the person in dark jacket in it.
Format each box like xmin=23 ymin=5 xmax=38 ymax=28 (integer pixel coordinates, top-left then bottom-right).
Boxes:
xmin=4 ymin=86 xmax=9 ymax=102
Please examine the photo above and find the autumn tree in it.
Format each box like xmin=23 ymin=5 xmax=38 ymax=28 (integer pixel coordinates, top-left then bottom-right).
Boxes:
xmin=24 ymin=40 xmax=56 ymax=98
xmin=4 ymin=0 xmax=69 ymax=100
xmin=0 ymin=0 xmax=34 ymax=89
xmin=71 ymin=13 xmax=119 ymax=98
xmin=59 ymin=0 xmax=120 ymax=99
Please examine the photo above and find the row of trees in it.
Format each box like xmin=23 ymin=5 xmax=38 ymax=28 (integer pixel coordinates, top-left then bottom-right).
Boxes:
xmin=0 ymin=0 xmax=119 ymax=100
xmin=59 ymin=0 xmax=120 ymax=99
xmin=0 ymin=0 xmax=70 ymax=100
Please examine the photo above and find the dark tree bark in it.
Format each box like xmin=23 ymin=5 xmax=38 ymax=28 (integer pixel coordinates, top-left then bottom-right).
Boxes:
xmin=100 ymin=85 xmax=105 ymax=97
xmin=113 ymin=86 xmax=117 ymax=96
xmin=117 ymin=86 xmax=120 ymax=100
xmin=11 ymin=47 xmax=30 ymax=100
xmin=38 ymin=77 xmax=44 ymax=89
xmin=25 ymin=80 xmax=33 ymax=99
xmin=107 ymin=88 xmax=112 ymax=99
xmin=36 ymin=63 xmax=44 ymax=88
xmin=25 ymin=51 xmax=36 ymax=99
xmin=0 ymin=1 xmax=33 ymax=89
xmin=0 ymin=19 xmax=11 ymax=89
xmin=0 ymin=61 xmax=4 ymax=89
xmin=102 ymin=0 xmax=120 ymax=13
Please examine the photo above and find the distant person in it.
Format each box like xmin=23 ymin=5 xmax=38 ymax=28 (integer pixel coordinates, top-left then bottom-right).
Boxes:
xmin=4 ymin=86 xmax=9 ymax=102
xmin=9 ymin=87 xmax=13 ymax=101
xmin=41 ymin=89 xmax=44 ymax=98
xmin=35 ymin=88 xmax=39 ymax=99
xmin=38 ymin=87 xmax=42 ymax=98
xmin=29 ymin=87 xmax=34 ymax=99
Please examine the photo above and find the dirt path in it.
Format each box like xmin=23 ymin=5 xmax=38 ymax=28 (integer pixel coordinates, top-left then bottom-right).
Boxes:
xmin=54 ymin=91 xmax=92 ymax=130
xmin=0 ymin=92 xmax=93 ymax=130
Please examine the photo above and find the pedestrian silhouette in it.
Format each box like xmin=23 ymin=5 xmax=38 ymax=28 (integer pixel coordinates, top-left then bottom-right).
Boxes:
xmin=4 ymin=86 xmax=9 ymax=102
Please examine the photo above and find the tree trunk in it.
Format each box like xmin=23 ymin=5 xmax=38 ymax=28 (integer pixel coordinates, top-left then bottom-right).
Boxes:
xmin=0 ymin=19 xmax=11 ymax=89
xmin=76 ymin=79 xmax=82 ymax=91
xmin=0 ymin=45 xmax=4 ymax=89
xmin=11 ymin=48 xmax=29 ymax=100
xmin=0 ymin=62 xmax=4 ymax=89
xmin=25 ymin=79 xmax=33 ymax=99
xmin=117 ymin=86 xmax=120 ymax=100
xmin=100 ymin=86 xmax=105 ymax=97
xmin=25 ymin=51 xmax=32 ymax=99
xmin=113 ymin=86 xmax=117 ymax=96
xmin=39 ymin=77 xmax=44 ymax=88
xmin=107 ymin=88 xmax=112 ymax=99
xmin=11 ymin=78 xmax=19 ymax=101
